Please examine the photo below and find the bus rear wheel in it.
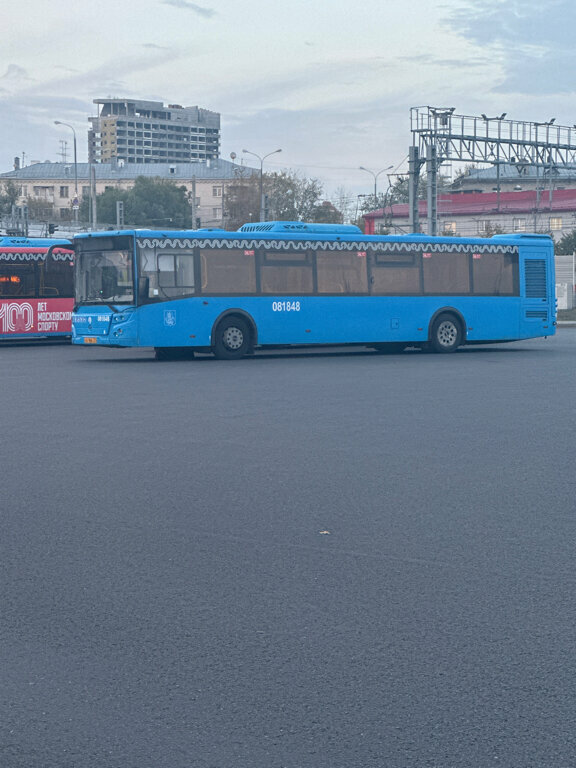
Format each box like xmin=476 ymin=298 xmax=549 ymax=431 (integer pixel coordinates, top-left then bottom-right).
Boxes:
xmin=430 ymin=314 xmax=462 ymax=353
xmin=213 ymin=317 xmax=251 ymax=360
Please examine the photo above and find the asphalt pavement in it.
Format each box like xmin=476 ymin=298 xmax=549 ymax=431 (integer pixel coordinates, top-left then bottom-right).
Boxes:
xmin=1 ymin=330 xmax=575 ymax=768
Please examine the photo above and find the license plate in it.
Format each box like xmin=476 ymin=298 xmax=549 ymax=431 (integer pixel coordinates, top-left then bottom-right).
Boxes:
xmin=84 ymin=337 xmax=98 ymax=344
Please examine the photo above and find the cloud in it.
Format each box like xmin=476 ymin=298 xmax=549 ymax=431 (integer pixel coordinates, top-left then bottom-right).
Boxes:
xmin=1 ymin=64 xmax=33 ymax=86
xmin=443 ymin=0 xmax=576 ymax=94
xmin=399 ymin=53 xmax=486 ymax=70
xmin=161 ymin=0 xmax=216 ymax=17
xmin=0 ymin=47 xmax=189 ymax=159
xmin=216 ymin=55 xmax=393 ymax=115
xmin=221 ymin=98 xmax=411 ymax=192
xmin=445 ymin=0 xmax=574 ymax=47
xmin=23 ymin=48 xmax=187 ymax=101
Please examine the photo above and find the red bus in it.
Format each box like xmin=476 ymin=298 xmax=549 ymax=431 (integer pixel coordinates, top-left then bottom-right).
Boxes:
xmin=0 ymin=236 xmax=74 ymax=340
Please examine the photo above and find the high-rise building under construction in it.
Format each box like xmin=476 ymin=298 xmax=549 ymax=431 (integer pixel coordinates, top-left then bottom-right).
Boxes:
xmin=89 ymin=98 xmax=220 ymax=164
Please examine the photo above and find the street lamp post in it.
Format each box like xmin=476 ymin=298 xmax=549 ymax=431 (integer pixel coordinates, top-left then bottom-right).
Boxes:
xmin=242 ymin=148 xmax=282 ymax=221
xmin=54 ymin=120 xmax=79 ymax=224
xmin=359 ymin=165 xmax=393 ymax=208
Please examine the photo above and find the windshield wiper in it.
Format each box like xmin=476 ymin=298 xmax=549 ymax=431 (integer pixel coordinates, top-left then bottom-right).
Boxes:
xmin=78 ymin=298 xmax=119 ymax=311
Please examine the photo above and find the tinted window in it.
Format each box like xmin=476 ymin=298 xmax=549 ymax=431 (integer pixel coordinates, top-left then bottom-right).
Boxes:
xmin=370 ymin=250 xmax=420 ymax=294
xmin=317 ymin=250 xmax=368 ymax=293
xmin=201 ymin=248 xmax=256 ymax=293
xmin=260 ymin=251 xmax=313 ymax=294
xmin=0 ymin=264 xmax=35 ymax=298
xmin=422 ymin=251 xmax=470 ymax=294
xmin=472 ymin=252 xmax=518 ymax=295
xmin=39 ymin=260 xmax=74 ymax=298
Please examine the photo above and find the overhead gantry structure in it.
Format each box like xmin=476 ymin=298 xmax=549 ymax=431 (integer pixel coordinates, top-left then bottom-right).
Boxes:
xmin=409 ymin=106 xmax=576 ymax=234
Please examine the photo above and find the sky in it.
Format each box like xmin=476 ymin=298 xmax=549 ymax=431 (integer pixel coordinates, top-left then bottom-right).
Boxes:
xmin=1 ymin=0 xmax=575 ymax=208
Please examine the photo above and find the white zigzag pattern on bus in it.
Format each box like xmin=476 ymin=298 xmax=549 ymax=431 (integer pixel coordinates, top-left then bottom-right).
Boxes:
xmin=0 ymin=250 xmax=74 ymax=262
xmin=137 ymin=238 xmax=518 ymax=255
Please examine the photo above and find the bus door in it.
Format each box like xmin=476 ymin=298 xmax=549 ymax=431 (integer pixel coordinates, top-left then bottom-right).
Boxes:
xmin=521 ymin=249 xmax=553 ymax=333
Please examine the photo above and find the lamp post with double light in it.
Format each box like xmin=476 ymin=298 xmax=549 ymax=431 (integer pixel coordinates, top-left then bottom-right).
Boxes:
xmin=242 ymin=148 xmax=282 ymax=221
xmin=54 ymin=120 xmax=79 ymax=223
xmin=359 ymin=164 xmax=393 ymax=209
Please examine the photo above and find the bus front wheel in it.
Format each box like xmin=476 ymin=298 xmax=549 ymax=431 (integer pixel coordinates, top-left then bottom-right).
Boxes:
xmin=430 ymin=314 xmax=462 ymax=353
xmin=213 ymin=317 xmax=251 ymax=360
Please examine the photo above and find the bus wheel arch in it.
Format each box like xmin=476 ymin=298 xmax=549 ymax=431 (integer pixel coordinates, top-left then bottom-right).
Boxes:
xmin=428 ymin=308 xmax=466 ymax=353
xmin=211 ymin=311 xmax=257 ymax=359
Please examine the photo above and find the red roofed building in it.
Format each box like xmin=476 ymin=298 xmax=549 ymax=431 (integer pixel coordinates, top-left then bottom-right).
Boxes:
xmin=363 ymin=188 xmax=576 ymax=242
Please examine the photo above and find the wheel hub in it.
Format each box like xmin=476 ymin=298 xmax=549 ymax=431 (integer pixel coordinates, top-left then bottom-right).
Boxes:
xmin=437 ymin=321 xmax=457 ymax=346
xmin=223 ymin=326 xmax=244 ymax=350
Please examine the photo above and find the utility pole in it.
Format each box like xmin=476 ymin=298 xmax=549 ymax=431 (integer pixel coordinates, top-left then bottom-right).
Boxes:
xmin=190 ymin=177 xmax=197 ymax=228
xmin=408 ymin=146 xmax=423 ymax=233
xmin=90 ymin=164 xmax=98 ymax=229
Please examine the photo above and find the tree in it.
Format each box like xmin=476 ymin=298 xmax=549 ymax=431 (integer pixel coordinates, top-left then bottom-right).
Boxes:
xmin=79 ymin=186 xmax=123 ymax=225
xmin=264 ymin=170 xmax=324 ymax=222
xmin=555 ymin=230 xmax=576 ymax=255
xmin=24 ymin=196 xmax=54 ymax=221
xmin=222 ymin=176 xmax=260 ymax=230
xmin=310 ymin=200 xmax=343 ymax=224
xmin=80 ymin=177 xmax=191 ymax=227
xmin=0 ymin=180 xmax=19 ymax=215
xmin=224 ymin=169 xmax=336 ymax=226
xmin=129 ymin=177 xmax=190 ymax=227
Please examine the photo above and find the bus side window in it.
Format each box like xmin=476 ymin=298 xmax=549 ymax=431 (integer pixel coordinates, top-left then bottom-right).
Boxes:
xmin=260 ymin=251 xmax=313 ymax=295
xmin=158 ymin=254 xmax=177 ymax=287
xmin=472 ymin=252 xmax=518 ymax=295
xmin=317 ymin=249 xmax=368 ymax=293
xmin=201 ymin=249 xmax=256 ymax=293
xmin=0 ymin=265 xmax=34 ymax=298
xmin=39 ymin=260 xmax=74 ymax=298
xmin=422 ymin=250 xmax=470 ymax=294
xmin=157 ymin=251 xmax=195 ymax=298
xmin=139 ymin=248 xmax=159 ymax=298
xmin=370 ymin=249 xmax=420 ymax=295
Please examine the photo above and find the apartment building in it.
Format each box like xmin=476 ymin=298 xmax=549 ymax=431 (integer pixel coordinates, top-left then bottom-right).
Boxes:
xmin=88 ymin=99 xmax=220 ymax=164
xmin=0 ymin=159 xmax=253 ymax=228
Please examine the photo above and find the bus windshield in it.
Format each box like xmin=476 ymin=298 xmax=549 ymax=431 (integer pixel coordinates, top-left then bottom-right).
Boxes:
xmin=75 ymin=239 xmax=134 ymax=305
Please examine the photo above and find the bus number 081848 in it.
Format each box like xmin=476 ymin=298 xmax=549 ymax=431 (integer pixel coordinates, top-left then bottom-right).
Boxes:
xmin=272 ymin=301 xmax=301 ymax=312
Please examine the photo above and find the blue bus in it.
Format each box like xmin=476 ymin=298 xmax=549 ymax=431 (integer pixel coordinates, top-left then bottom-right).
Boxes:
xmin=70 ymin=222 xmax=555 ymax=359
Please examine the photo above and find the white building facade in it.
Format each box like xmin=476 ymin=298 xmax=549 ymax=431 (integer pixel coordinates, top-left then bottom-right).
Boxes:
xmin=0 ymin=159 xmax=255 ymax=231
xmin=364 ymin=189 xmax=576 ymax=243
